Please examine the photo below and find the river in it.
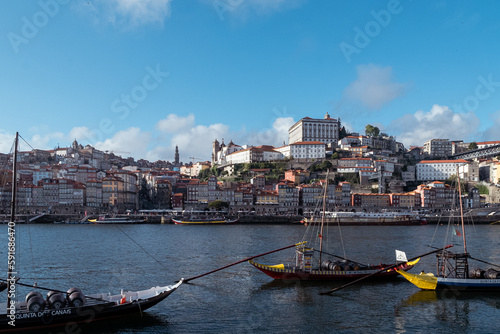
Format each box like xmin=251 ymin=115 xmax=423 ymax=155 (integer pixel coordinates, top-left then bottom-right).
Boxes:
xmin=2 ymin=223 xmax=500 ymax=333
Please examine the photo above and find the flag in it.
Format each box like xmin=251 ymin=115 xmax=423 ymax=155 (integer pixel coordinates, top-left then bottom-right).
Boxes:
xmin=317 ymin=232 xmax=322 ymax=239
xmin=453 ymin=228 xmax=462 ymax=237
xmin=395 ymin=250 xmax=407 ymax=262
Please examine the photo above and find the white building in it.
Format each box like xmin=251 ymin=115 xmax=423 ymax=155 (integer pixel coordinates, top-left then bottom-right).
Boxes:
xmin=416 ymin=159 xmax=468 ymax=181
xmin=477 ymin=141 xmax=500 ymax=149
xmin=225 ymin=146 xmax=284 ymax=164
xmin=288 ymin=113 xmax=340 ymax=147
xmin=288 ymin=141 xmax=326 ymax=159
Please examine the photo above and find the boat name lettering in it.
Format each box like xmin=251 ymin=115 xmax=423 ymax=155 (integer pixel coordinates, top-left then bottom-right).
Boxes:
xmin=479 ymin=279 xmax=500 ymax=283
xmin=16 ymin=308 xmax=73 ymax=320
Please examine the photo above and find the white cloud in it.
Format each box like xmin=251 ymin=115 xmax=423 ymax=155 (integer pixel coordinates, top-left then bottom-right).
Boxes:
xmin=95 ymin=127 xmax=152 ymax=157
xmin=156 ymin=114 xmax=195 ymax=133
xmin=207 ymin=0 xmax=305 ymax=20
xmin=30 ymin=132 xmax=66 ymax=150
xmin=0 ymin=132 xmax=15 ymax=154
xmin=80 ymin=0 xmax=172 ymax=28
xmin=246 ymin=117 xmax=294 ymax=147
xmin=482 ymin=110 xmax=500 ymax=141
xmin=170 ymin=123 xmax=230 ymax=162
xmin=343 ymin=64 xmax=407 ymax=110
xmin=388 ymin=104 xmax=480 ymax=148
xmin=111 ymin=0 xmax=172 ymax=26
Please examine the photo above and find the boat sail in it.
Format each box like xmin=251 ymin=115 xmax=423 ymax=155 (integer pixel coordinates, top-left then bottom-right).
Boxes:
xmin=397 ymin=167 xmax=500 ymax=291
xmin=0 ymin=132 xmax=183 ymax=331
xmin=249 ymin=173 xmax=418 ymax=281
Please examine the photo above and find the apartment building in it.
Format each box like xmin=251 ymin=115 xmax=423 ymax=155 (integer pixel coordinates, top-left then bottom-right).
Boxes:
xmin=416 ymin=159 xmax=468 ymax=181
xmin=423 ymin=139 xmax=452 ymax=158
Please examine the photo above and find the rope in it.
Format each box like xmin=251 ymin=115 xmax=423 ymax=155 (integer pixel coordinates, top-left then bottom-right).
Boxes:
xmin=116 ymin=226 xmax=167 ymax=269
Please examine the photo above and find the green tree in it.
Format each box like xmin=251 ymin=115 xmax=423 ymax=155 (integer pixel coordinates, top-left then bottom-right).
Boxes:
xmin=198 ymin=168 xmax=211 ymax=181
xmin=445 ymin=175 xmax=467 ymax=194
xmin=339 ymin=126 xmax=347 ymax=139
xmin=208 ymin=200 xmax=229 ymax=211
xmin=476 ymin=184 xmax=489 ymax=195
xmin=365 ymin=124 xmax=380 ymax=137
xmin=469 ymin=142 xmax=478 ymax=150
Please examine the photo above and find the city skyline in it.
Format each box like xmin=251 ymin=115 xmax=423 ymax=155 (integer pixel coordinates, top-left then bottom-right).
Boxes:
xmin=1 ymin=1 xmax=499 ymax=161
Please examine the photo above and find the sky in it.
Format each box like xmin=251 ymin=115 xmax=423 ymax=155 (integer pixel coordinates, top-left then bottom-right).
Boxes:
xmin=1 ymin=0 xmax=500 ymax=163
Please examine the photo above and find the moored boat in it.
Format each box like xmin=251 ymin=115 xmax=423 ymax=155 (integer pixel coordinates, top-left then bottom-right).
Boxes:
xmin=249 ymin=250 xmax=418 ymax=281
xmin=88 ymin=216 xmax=147 ymax=224
xmin=302 ymin=211 xmax=427 ymax=226
xmin=0 ymin=132 xmax=182 ymax=331
xmin=172 ymin=217 xmax=238 ymax=225
xmin=397 ymin=166 xmax=500 ymax=291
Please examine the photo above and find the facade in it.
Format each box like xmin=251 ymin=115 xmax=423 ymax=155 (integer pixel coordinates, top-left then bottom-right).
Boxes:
xmin=288 ymin=113 xmax=340 ymax=147
xmin=352 ymin=193 xmax=390 ymax=207
xmin=284 ymin=169 xmax=309 ymax=184
xmin=415 ymin=181 xmax=454 ymax=209
xmin=155 ymin=179 xmax=172 ymax=209
xmin=416 ymin=159 xmax=468 ymax=181
xmin=288 ymin=141 xmax=326 ymax=159
xmin=458 ymin=161 xmax=479 ymax=182
xmin=423 ymin=139 xmax=453 ymax=158
xmin=224 ymin=145 xmax=284 ymax=164
xmin=276 ymin=182 xmax=300 ymax=214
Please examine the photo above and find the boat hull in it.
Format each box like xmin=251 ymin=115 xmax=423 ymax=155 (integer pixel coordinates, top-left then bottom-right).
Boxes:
xmin=88 ymin=218 xmax=146 ymax=224
xmin=172 ymin=218 xmax=238 ymax=225
xmin=397 ymin=270 xmax=500 ymax=291
xmin=249 ymin=260 xmax=415 ymax=281
xmin=0 ymin=282 xmax=182 ymax=332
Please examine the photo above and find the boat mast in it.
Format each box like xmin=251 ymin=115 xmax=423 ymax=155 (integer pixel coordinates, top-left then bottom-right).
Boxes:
xmin=7 ymin=132 xmax=19 ymax=311
xmin=318 ymin=172 xmax=328 ymax=266
xmin=456 ymin=166 xmax=467 ymax=254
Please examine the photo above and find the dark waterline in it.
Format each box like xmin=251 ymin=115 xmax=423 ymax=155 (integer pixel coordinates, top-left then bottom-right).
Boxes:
xmin=2 ymin=224 xmax=500 ymax=333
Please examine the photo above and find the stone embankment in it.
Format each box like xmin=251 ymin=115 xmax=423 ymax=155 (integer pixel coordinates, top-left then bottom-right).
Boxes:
xmin=4 ymin=209 xmax=500 ymax=225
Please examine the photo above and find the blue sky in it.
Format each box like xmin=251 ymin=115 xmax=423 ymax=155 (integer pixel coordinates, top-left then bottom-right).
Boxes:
xmin=1 ymin=0 xmax=500 ymax=162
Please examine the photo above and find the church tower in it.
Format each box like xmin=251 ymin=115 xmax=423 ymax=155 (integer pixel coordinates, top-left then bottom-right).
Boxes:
xmin=212 ymin=139 xmax=220 ymax=165
xmin=174 ymin=146 xmax=180 ymax=165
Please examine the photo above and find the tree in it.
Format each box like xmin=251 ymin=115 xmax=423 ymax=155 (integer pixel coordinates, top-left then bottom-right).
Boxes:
xmin=339 ymin=126 xmax=347 ymax=139
xmin=469 ymin=142 xmax=478 ymax=150
xmin=198 ymin=168 xmax=211 ymax=181
xmin=445 ymin=175 xmax=467 ymax=194
xmin=365 ymin=124 xmax=380 ymax=137
xmin=208 ymin=200 xmax=229 ymax=211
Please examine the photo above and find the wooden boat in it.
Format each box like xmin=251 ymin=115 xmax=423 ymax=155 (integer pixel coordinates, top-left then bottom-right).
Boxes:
xmin=249 ymin=172 xmax=417 ymax=281
xmin=88 ymin=216 xmax=147 ymax=224
xmin=172 ymin=217 xmax=238 ymax=225
xmin=0 ymin=133 xmax=183 ymax=332
xmin=397 ymin=167 xmax=500 ymax=291
xmin=249 ymin=255 xmax=419 ymax=281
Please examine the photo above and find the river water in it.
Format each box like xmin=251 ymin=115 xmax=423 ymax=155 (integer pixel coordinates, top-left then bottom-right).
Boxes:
xmin=3 ymin=223 xmax=500 ymax=333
